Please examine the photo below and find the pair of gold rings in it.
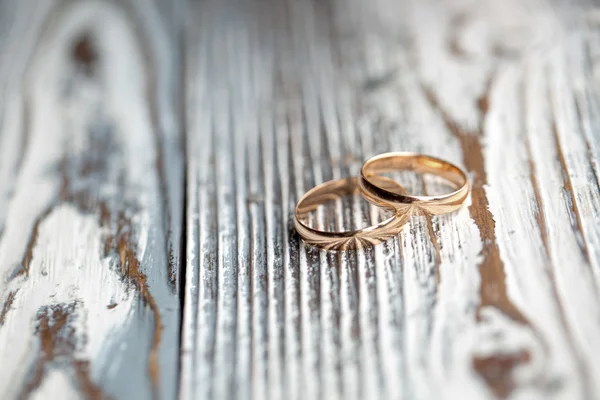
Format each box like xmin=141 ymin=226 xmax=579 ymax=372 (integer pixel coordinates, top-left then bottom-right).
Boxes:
xmin=294 ymin=152 xmax=469 ymax=250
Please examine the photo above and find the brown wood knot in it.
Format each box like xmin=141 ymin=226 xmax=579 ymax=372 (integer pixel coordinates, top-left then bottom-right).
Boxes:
xmin=71 ymin=33 xmax=98 ymax=76
xmin=473 ymin=350 xmax=531 ymax=398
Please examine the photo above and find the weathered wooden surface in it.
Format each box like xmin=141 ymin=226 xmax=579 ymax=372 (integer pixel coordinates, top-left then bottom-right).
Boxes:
xmin=2 ymin=0 xmax=600 ymax=399
xmin=0 ymin=1 xmax=183 ymax=399
xmin=181 ymin=0 xmax=600 ymax=399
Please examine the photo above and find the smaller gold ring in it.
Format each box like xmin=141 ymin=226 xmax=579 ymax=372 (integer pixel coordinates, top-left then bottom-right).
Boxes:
xmin=294 ymin=177 xmax=408 ymax=250
xmin=359 ymin=152 xmax=469 ymax=215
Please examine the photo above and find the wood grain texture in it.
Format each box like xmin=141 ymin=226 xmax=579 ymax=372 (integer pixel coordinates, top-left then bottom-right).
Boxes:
xmin=181 ymin=0 xmax=600 ymax=399
xmin=0 ymin=1 xmax=183 ymax=399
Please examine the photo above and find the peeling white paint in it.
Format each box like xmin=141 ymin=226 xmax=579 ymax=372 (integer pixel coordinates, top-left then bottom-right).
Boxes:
xmin=0 ymin=205 xmax=135 ymax=396
xmin=0 ymin=0 xmax=182 ymax=398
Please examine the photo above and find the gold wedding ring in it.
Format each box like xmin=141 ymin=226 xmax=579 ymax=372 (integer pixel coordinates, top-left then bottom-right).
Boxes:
xmin=294 ymin=152 xmax=469 ymax=250
xmin=359 ymin=152 xmax=469 ymax=215
xmin=294 ymin=177 xmax=408 ymax=250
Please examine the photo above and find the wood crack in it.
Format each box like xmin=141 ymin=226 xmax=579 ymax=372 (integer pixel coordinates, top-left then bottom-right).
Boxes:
xmin=526 ymin=147 xmax=594 ymax=399
xmin=114 ymin=212 xmax=163 ymax=399
xmin=575 ymin=96 xmax=600 ymax=195
xmin=138 ymin=9 xmax=178 ymax=292
xmin=0 ymin=291 xmax=18 ymax=326
xmin=18 ymin=208 xmax=54 ymax=278
xmin=523 ymin=81 xmax=592 ymax=396
xmin=551 ymin=121 xmax=595 ymax=270
xmin=15 ymin=98 xmax=31 ymax=184
xmin=527 ymin=153 xmax=551 ymax=258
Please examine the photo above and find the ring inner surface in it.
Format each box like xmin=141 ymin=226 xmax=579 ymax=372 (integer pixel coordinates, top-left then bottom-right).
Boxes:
xmin=296 ymin=177 xmax=397 ymax=234
xmin=363 ymin=155 xmax=466 ymax=194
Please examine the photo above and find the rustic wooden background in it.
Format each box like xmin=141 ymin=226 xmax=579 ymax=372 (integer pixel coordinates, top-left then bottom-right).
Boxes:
xmin=1 ymin=0 xmax=600 ymax=399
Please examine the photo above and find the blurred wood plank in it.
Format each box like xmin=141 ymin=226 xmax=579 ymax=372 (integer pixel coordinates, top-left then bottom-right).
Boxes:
xmin=181 ymin=0 xmax=600 ymax=399
xmin=0 ymin=0 xmax=183 ymax=399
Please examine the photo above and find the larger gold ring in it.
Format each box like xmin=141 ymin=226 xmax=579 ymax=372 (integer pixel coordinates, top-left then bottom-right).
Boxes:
xmin=359 ymin=152 xmax=469 ymax=215
xmin=294 ymin=177 xmax=408 ymax=250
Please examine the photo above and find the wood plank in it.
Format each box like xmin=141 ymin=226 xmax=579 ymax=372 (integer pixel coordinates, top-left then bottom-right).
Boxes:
xmin=0 ymin=1 xmax=183 ymax=398
xmin=182 ymin=0 xmax=600 ymax=399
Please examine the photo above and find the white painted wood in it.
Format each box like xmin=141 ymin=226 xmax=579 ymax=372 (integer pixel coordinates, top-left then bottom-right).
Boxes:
xmin=182 ymin=0 xmax=600 ymax=400
xmin=0 ymin=1 xmax=183 ymax=399
xmin=3 ymin=0 xmax=600 ymax=398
